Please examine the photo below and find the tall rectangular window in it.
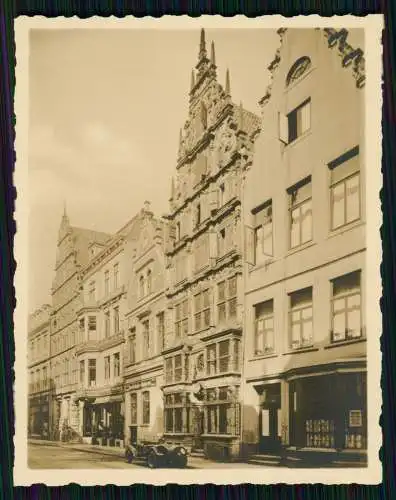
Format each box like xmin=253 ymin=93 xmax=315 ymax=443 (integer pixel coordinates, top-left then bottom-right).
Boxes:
xmin=194 ymin=289 xmax=211 ymax=331
xmin=104 ymin=356 xmax=110 ymax=380
xmin=331 ymin=271 xmax=362 ymax=342
xmin=253 ymin=201 xmax=273 ymax=264
xmin=289 ymin=287 xmax=313 ymax=350
xmin=104 ymin=311 xmax=110 ymax=338
xmin=175 ymin=299 xmax=189 ymax=339
xmin=88 ymin=281 xmax=96 ymax=302
xmin=142 ymin=320 xmax=150 ymax=359
xmin=113 ymin=263 xmax=119 ymax=290
xmin=205 ymin=387 xmax=238 ymax=435
xmin=329 ymin=146 xmax=360 ymax=230
xmin=217 ymin=276 xmax=238 ymax=323
xmin=129 ymin=332 xmax=136 ymax=364
xmin=157 ymin=312 xmax=165 ymax=353
xmin=218 ymin=340 xmax=231 ymax=373
xmin=254 ymin=300 xmax=275 ymax=355
xmin=142 ymin=391 xmax=150 ymax=425
xmin=130 ymin=393 xmax=137 ymax=425
xmin=104 ymin=270 xmax=110 ymax=296
xmin=113 ymin=352 xmax=120 ymax=378
xmin=88 ymin=315 xmax=97 ymax=341
xmin=113 ymin=307 xmax=120 ymax=334
xmin=164 ymin=393 xmax=186 ymax=433
xmin=288 ymin=178 xmax=312 ymax=249
xmin=165 ymin=354 xmax=187 ymax=384
xmin=88 ymin=359 xmax=96 ymax=387
xmin=280 ymin=98 xmax=311 ymax=144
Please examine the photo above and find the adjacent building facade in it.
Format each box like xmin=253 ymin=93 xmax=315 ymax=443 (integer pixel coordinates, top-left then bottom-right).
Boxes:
xmin=241 ymin=28 xmax=367 ymax=465
xmin=49 ymin=209 xmax=111 ymax=440
xmin=28 ymin=304 xmax=51 ymax=438
xmin=123 ymin=203 xmax=167 ymax=446
xmin=162 ymin=29 xmax=260 ymax=460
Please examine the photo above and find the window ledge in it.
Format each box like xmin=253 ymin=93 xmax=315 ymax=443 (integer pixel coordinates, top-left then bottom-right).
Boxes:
xmin=283 ymin=129 xmax=312 ymax=150
xmin=287 ymin=240 xmax=316 ymax=257
xmin=283 ymin=347 xmax=319 ymax=356
xmin=327 ymin=220 xmax=365 ymax=240
xmin=193 ymin=371 xmax=241 ymax=383
xmin=248 ymin=352 xmax=278 ymax=362
xmin=201 ymin=434 xmax=237 ymax=439
xmin=324 ymin=337 xmax=366 ymax=349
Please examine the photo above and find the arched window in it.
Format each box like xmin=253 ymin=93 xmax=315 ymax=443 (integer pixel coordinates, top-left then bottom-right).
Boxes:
xmin=286 ymin=56 xmax=312 ymax=87
xmin=139 ymin=275 xmax=145 ymax=298
xmin=147 ymin=269 xmax=152 ymax=295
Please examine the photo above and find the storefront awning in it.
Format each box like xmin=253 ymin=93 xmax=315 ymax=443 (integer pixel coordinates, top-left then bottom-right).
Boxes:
xmin=94 ymin=394 xmax=123 ymax=405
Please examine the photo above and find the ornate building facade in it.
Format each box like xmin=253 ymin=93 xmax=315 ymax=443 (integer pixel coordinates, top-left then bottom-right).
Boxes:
xmin=162 ymin=29 xmax=260 ymax=460
xmin=28 ymin=304 xmax=51 ymax=438
xmin=241 ymin=28 xmax=367 ymax=466
xmin=123 ymin=202 xmax=167 ymax=446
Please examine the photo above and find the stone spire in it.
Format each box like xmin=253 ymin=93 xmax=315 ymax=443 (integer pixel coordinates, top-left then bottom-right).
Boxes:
xmin=210 ymin=40 xmax=216 ymax=67
xmin=199 ymin=28 xmax=207 ymax=61
xmin=170 ymin=176 xmax=175 ymax=200
xmin=225 ymin=68 xmax=231 ymax=95
xmin=239 ymin=101 xmax=244 ymax=130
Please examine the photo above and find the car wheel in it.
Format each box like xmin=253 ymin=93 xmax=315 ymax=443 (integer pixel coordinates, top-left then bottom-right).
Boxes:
xmin=176 ymin=455 xmax=187 ymax=468
xmin=147 ymin=451 xmax=158 ymax=469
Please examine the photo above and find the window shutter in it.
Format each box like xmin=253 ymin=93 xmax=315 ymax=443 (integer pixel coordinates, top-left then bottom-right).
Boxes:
xmin=301 ymin=100 xmax=311 ymax=133
xmin=279 ymin=112 xmax=289 ymax=144
xmin=244 ymin=225 xmax=255 ymax=266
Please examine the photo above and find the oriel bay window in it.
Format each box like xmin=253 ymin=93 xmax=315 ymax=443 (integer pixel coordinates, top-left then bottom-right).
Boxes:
xmin=206 ymin=339 xmax=240 ymax=376
xmin=194 ymin=289 xmax=211 ymax=332
xmin=288 ymin=178 xmax=312 ymax=249
xmin=204 ymin=386 xmax=240 ymax=435
xmin=164 ymin=393 xmax=189 ymax=433
xmin=289 ymin=287 xmax=313 ymax=350
xmin=254 ymin=300 xmax=275 ymax=355
xmin=79 ymin=360 xmax=85 ymax=384
xmin=331 ymin=270 xmax=362 ymax=342
xmin=175 ymin=299 xmax=189 ymax=339
xmin=329 ymin=146 xmax=360 ymax=230
xmin=217 ymin=276 xmax=238 ymax=323
xmin=253 ymin=201 xmax=273 ymax=264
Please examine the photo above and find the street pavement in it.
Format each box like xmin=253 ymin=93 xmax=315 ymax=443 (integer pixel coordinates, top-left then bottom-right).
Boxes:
xmin=28 ymin=441 xmax=264 ymax=469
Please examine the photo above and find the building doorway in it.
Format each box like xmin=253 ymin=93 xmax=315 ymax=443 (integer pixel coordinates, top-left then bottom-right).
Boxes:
xmin=258 ymin=383 xmax=281 ymax=453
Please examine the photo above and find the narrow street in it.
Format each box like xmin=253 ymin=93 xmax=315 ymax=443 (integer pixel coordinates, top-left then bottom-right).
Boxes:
xmin=28 ymin=442 xmax=265 ymax=469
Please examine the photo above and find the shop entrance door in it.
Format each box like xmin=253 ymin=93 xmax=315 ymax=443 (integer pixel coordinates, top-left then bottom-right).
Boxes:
xmin=258 ymin=383 xmax=281 ymax=453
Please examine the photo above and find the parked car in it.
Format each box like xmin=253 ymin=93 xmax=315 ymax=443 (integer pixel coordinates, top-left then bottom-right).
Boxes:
xmin=125 ymin=438 xmax=189 ymax=469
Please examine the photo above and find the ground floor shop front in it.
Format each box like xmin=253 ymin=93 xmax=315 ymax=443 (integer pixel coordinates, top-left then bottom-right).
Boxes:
xmin=28 ymin=393 xmax=50 ymax=438
xmin=79 ymin=397 xmax=124 ymax=446
xmin=242 ymin=367 xmax=367 ymax=466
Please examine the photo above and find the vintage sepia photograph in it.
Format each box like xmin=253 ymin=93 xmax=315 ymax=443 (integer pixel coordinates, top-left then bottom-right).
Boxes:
xmin=14 ymin=15 xmax=383 ymax=486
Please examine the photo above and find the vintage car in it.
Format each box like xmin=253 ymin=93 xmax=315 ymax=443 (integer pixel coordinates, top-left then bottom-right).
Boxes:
xmin=125 ymin=438 xmax=189 ymax=469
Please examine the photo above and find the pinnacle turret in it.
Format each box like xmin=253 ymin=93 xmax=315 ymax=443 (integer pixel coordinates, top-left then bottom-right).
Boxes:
xmin=225 ymin=68 xmax=231 ymax=95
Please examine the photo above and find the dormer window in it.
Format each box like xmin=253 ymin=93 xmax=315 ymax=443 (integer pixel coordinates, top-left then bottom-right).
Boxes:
xmin=286 ymin=56 xmax=312 ymax=87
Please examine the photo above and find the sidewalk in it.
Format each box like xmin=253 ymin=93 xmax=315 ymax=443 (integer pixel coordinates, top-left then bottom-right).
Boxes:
xmin=29 ymin=438 xmax=124 ymax=459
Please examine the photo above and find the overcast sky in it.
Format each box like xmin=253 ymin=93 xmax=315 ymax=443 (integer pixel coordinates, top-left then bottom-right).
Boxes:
xmin=28 ymin=27 xmax=281 ymax=313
